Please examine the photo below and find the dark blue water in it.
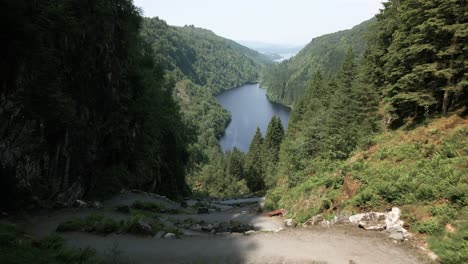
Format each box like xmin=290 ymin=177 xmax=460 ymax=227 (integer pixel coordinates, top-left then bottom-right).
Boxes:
xmin=216 ymin=83 xmax=290 ymax=152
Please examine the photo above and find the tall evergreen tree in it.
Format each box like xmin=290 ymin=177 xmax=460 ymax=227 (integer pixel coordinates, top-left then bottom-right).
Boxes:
xmin=368 ymin=0 xmax=467 ymax=125
xmin=263 ymin=116 xmax=285 ymax=187
xmin=225 ymin=147 xmax=245 ymax=180
xmin=264 ymin=116 xmax=285 ymax=162
xmin=245 ymin=127 xmax=265 ymax=192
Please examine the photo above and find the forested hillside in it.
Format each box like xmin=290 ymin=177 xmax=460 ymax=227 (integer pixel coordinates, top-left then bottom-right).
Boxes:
xmin=141 ymin=17 xmax=272 ymax=94
xmin=261 ymin=19 xmax=376 ymax=106
xmin=140 ymin=17 xmax=277 ymax=197
xmin=0 ymin=0 xmax=190 ymax=210
xmin=265 ymin=0 xmax=467 ymax=262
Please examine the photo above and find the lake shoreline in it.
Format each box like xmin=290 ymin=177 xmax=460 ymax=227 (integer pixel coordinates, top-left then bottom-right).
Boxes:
xmin=215 ymin=83 xmax=291 ymax=152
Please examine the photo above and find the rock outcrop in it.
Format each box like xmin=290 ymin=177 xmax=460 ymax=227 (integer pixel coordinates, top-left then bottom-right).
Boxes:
xmin=349 ymin=207 xmax=412 ymax=240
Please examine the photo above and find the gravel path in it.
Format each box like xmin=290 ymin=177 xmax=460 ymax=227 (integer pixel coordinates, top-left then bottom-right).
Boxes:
xmin=23 ymin=193 xmax=427 ymax=264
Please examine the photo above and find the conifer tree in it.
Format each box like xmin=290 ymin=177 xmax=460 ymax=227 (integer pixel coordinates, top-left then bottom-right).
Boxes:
xmin=245 ymin=127 xmax=265 ymax=191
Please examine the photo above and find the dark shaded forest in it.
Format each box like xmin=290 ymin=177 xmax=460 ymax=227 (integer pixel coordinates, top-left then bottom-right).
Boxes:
xmin=0 ymin=0 xmax=191 ymax=210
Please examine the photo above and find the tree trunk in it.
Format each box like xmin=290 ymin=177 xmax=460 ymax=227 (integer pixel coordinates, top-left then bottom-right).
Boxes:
xmin=442 ymin=89 xmax=449 ymax=114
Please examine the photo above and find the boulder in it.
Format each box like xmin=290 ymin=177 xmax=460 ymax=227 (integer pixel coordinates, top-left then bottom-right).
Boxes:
xmin=164 ymin=233 xmax=176 ymax=239
xmin=230 ymin=223 xmax=254 ymax=233
xmin=303 ymin=215 xmax=328 ymax=227
xmin=284 ymin=218 xmax=297 ymax=228
xmin=329 ymin=214 xmax=350 ymax=225
xmin=91 ymin=201 xmax=103 ymax=209
xmin=153 ymin=231 xmax=165 ymax=239
xmin=385 ymin=207 xmax=403 ymax=230
xmin=56 ymin=182 xmax=84 ymax=207
xmin=201 ymin=223 xmax=214 ymax=232
xmin=349 ymin=212 xmax=387 ymax=231
xmin=73 ymin=200 xmax=88 ymax=208
xmin=350 ymin=207 xmax=413 ymax=239
xmin=137 ymin=220 xmax=153 ymax=236
xmin=384 ymin=207 xmax=412 ymax=240
xmin=244 ymin=230 xmax=256 ymax=235
xmin=388 ymin=232 xmax=404 ymax=241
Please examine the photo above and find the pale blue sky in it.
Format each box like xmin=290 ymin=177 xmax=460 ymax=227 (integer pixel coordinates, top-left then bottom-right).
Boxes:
xmin=133 ymin=0 xmax=383 ymax=45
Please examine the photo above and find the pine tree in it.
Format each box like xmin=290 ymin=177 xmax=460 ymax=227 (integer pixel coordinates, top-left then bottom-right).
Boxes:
xmin=225 ymin=147 xmax=245 ymax=180
xmin=368 ymin=0 xmax=467 ymax=125
xmin=245 ymin=127 xmax=265 ymax=192
xmin=264 ymin=116 xmax=285 ymax=162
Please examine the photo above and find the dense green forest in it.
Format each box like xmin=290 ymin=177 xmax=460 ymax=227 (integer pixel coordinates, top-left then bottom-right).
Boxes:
xmin=138 ymin=16 xmax=280 ymax=197
xmin=261 ymin=19 xmax=376 ymax=106
xmin=0 ymin=0 xmax=192 ymax=210
xmin=141 ymin=17 xmax=272 ymax=94
xmin=0 ymin=2 xmax=275 ymax=208
xmin=264 ymin=0 xmax=467 ymax=262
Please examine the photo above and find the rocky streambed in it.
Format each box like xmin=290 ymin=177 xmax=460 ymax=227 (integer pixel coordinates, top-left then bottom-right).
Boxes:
xmin=19 ymin=191 xmax=429 ymax=264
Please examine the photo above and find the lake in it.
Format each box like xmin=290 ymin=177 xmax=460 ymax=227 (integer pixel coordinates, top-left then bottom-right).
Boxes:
xmin=216 ymin=83 xmax=291 ymax=152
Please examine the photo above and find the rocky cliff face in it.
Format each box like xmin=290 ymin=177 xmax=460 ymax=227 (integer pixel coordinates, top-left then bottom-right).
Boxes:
xmin=0 ymin=95 xmax=99 ymax=210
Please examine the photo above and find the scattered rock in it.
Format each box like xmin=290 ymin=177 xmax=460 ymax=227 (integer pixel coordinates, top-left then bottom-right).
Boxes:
xmin=349 ymin=207 xmax=413 ymax=240
xmin=91 ymin=201 xmax=103 ymax=209
xmin=284 ymin=218 xmax=297 ymax=228
xmin=180 ymin=201 xmax=188 ymax=208
xmin=197 ymin=207 xmax=209 ymax=214
xmin=349 ymin=212 xmax=387 ymax=231
xmin=230 ymin=223 xmax=255 ymax=233
xmin=330 ymin=214 xmax=350 ymax=225
xmin=388 ymin=232 xmax=404 ymax=241
xmin=137 ymin=220 xmax=153 ymax=236
xmin=384 ymin=207 xmax=412 ymax=240
xmin=303 ymin=215 xmax=328 ymax=227
xmin=56 ymin=182 xmax=84 ymax=207
xmin=385 ymin=207 xmax=403 ymax=230
xmin=73 ymin=200 xmax=88 ymax=208
xmin=244 ymin=230 xmax=256 ymax=235
xmin=164 ymin=233 xmax=176 ymax=239
xmin=153 ymin=231 xmax=165 ymax=239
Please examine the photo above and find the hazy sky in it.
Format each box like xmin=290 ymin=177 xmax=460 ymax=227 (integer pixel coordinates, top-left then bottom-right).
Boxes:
xmin=133 ymin=0 xmax=384 ymax=45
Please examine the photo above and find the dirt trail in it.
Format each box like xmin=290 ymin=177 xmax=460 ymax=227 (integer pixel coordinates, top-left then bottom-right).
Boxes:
xmin=23 ymin=193 xmax=427 ymax=264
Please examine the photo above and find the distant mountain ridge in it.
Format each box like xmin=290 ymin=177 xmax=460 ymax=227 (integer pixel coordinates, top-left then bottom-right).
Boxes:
xmin=261 ymin=18 xmax=377 ymax=106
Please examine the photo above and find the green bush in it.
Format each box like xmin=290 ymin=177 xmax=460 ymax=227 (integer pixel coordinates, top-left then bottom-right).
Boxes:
xmin=446 ymin=184 xmax=468 ymax=207
xmin=353 ymin=189 xmax=381 ymax=208
xmin=415 ymin=219 xmax=443 ymax=234
xmin=430 ymin=204 xmax=458 ymax=224
xmin=56 ymin=215 xmax=119 ymax=235
xmin=0 ymin=222 xmax=106 ymax=264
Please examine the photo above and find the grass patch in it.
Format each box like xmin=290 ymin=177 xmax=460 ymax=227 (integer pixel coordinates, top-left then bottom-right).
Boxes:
xmin=0 ymin=221 xmax=121 ymax=264
xmin=56 ymin=214 xmax=181 ymax=237
xmin=130 ymin=200 xmax=180 ymax=214
xmin=428 ymin=221 xmax=468 ymax=264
